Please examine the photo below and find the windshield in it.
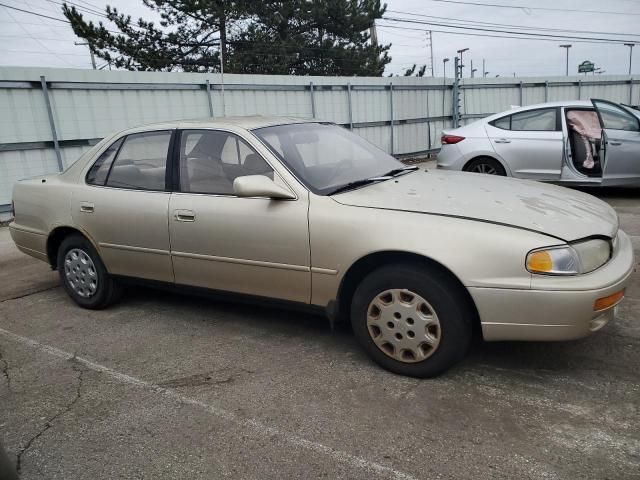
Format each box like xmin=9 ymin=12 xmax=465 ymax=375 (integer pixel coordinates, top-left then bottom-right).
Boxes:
xmin=253 ymin=123 xmax=405 ymax=195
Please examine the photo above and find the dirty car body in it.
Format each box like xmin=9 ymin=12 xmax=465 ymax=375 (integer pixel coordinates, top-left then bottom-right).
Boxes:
xmin=437 ymin=99 xmax=640 ymax=187
xmin=9 ymin=116 xmax=635 ymax=377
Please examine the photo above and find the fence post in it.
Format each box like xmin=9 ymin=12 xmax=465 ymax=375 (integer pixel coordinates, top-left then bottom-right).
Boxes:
xmin=309 ymin=81 xmax=316 ymax=118
xmin=519 ymin=81 xmax=523 ymax=106
xmin=577 ymin=80 xmax=582 ymax=100
xmin=544 ymin=81 xmax=549 ymax=102
xmin=347 ymin=83 xmax=353 ymax=130
xmin=389 ymin=82 xmax=394 ymax=155
xmin=39 ymin=75 xmax=63 ymax=172
xmin=630 ymin=78 xmax=634 ymax=105
xmin=205 ymin=79 xmax=214 ymax=117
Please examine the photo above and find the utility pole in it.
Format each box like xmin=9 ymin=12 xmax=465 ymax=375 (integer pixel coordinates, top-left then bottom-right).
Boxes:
xmin=560 ymin=44 xmax=571 ymax=75
xmin=370 ymin=20 xmax=378 ymax=46
xmin=457 ymin=48 xmax=469 ymax=78
xmin=219 ymin=43 xmax=226 ymax=116
xmin=74 ymin=41 xmax=96 ymax=70
xmin=427 ymin=31 xmax=435 ymax=77
xmin=453 ymin=56 xmax=461 ymax=128
xmin=624 ymin=43 xmax=635 ymax=75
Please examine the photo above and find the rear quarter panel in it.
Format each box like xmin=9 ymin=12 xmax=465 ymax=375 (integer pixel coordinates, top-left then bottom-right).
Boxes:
xmin=10 ymin=176 xmax=73 ymax=260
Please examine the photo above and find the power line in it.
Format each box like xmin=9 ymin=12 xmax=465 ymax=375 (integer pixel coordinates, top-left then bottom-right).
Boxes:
xmin=386 ymin=10 xmax=640 ymax=38
xmin=421 ymin=0 xmax=640 ymax=16
xmin=382 ymin=16 xmax=640 ymax=44
xmin=377 ymin=24 xmax=629 ymax=45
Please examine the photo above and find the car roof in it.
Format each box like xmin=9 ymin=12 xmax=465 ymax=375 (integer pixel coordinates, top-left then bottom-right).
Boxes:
xmin=118 ymin=115 xmax=318 ymax=136
xmin=485 ymin=100 xmax=593 ymax=120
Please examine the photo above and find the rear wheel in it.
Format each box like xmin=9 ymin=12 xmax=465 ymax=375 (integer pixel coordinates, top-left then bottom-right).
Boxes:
xmin=350 ymin=264 xmax=472 ymax=378
xmin=56 ymin=234 xmax=121 ymax=309
xmin=464 ymin=157 xmax=506 ymax=176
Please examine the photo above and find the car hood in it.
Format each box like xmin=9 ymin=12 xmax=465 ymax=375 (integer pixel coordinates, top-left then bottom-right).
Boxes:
xmin=332 ymin=170 xmax=618 ymax=242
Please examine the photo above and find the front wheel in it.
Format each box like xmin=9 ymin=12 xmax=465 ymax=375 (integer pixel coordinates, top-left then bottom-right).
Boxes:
xmin=56 ymin=234 xmax=121 ymax=309
xmin=464 ymin=157 xmax=506 ymax=176
xmin=350 ymin=264 xmax=472 ymax=378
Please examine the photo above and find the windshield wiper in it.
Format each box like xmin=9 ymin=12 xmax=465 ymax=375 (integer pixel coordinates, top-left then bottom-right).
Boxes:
xmin=378 ymin=165 xmax=419 ymax=177
xmin=327 ymin=166 xmax=419 ymax=195
xmin=327 ymin=176 xmax=392 ymax=195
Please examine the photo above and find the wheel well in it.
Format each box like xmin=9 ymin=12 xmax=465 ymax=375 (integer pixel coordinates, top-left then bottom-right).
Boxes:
xmin=463 ymin=155 xmax=506 ymax=173
xmin=336 ymin=251 xmax=481 ymax=336
xmin=46 ymin=226 xmax=84 ymax=269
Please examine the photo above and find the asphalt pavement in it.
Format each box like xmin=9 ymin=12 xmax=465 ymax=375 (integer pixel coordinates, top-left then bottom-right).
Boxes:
xmin=0 ymin=184 xmax=639 ymax=480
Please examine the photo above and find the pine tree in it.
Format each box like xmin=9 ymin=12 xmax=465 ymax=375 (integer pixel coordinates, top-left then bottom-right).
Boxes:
xmin=62 ymin=0 xmax=391 ymax=76
xmin=230 ymin=0 xmax=391 ymax=76
xmin=62 ymin=1 xmax=247 ymax=72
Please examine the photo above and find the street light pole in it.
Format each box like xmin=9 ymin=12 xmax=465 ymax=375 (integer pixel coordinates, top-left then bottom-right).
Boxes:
xmin=442 ymin=58 xmax=449 ymax=116
xmin=624 ymin=43 xmax=635 ymax=75
xmin=559 ymin=44 xmax=571 ymax=76
xmin=457 ymin=48 xmax=469 ymax=78
xmin=442 ymin=57 xmax=449 ymax=79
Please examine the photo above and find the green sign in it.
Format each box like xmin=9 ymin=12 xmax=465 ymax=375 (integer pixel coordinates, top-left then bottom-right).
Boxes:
xmin=578 ymin=60 xmax=595 ymax=73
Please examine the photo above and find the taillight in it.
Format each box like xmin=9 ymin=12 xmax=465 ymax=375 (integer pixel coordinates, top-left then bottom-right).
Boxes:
xmin=441 ymin=134 xmax=465 ymax=144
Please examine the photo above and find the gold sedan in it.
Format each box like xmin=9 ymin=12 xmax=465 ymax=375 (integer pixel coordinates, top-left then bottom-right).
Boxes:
xmin=9 ymin=117 xmax=634 ymax=377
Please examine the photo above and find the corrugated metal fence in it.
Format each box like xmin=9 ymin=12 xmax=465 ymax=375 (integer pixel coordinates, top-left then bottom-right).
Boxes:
xmin=1 ymin=66 xmax=638 ymax=215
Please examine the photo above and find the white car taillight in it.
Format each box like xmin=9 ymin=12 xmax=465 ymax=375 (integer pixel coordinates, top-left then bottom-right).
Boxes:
xmin=441 ymin=134 xmax=465 ymax=144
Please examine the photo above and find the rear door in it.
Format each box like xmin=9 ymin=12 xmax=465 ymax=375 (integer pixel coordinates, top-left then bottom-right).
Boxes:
xmin=591 ymin=99 xmax=640 ymax=185
xmin=73 ymin=130 xmax=174 ymax=282
xmin=485 ymin=107 xmax=563 ymax=180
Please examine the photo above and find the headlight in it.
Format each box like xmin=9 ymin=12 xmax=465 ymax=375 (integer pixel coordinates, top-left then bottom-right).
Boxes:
xmin=526 ymin=239 xmax=611 ymax=275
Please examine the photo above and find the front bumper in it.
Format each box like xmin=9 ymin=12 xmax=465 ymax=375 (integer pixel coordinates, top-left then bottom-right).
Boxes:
xmin=470 ymin=229 xmax=635 ymax=341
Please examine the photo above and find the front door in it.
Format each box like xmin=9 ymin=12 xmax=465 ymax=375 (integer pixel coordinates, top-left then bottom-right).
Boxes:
xmin=72 ymin=130 xmax=174 ymax=282
xmin=168 ymin=129 xmax=311 ymax=303
xmin=592 ymin=99 xmax=640 ymax=186
xmin=486 ymin=107 xmax=563 ymax=180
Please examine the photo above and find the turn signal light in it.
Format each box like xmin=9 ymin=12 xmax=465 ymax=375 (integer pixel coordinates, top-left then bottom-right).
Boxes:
xmin=441 ymin=134 xmax=465 ymax=144
xmin=594 ymin=290 xmax=625 ymax=311
xmin=526 ymin=250 xmax=553 ymax=272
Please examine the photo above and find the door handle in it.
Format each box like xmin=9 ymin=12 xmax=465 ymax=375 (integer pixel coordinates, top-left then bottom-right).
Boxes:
xmin=608 ymin=141 xmax=622 ymax=146
xmin=494 ymin=138 xmax=511 ymax=144
xmin=174 ymin=209 xmax=195 ymax=222
xmin=79 ymin=202 xmax=94 ymax=213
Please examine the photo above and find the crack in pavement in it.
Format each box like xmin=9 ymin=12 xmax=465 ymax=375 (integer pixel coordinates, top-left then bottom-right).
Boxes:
xmin=15 ymin=359 xmax=84 ymax=475
xmin=0 ymin=346 xmax=10 ymax=392
xmin=0 ymin=285 xmax=61 ymax=305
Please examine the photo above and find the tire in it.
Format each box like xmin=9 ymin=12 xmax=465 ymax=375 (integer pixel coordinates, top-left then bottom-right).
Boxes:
xmin=350 ymin=264 xmax=472 ymax=378
xmin=56 ymin=234 xmax=122 ymax=309
xmin=464 ymin=157 xmax=506 ymax=176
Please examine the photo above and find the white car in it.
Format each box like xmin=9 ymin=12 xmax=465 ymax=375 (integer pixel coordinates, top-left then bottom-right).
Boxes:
xmin=437 ymin=99 xmax=640 ymax=186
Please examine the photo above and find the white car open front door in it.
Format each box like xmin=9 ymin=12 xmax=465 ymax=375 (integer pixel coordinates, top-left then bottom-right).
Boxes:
xmin=591 ymin=99 xmax=640 ymax=186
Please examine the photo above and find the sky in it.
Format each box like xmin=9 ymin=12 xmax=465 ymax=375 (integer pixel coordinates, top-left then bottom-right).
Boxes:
xmin=0 ymin=0 xmax=638 ymax=78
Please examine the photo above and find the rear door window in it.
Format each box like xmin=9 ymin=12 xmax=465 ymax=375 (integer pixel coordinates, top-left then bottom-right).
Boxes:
xmin=105 ymin=131 xmax=172 ymax=191
xmin=510 ymin=108 xmax=557 ymax=131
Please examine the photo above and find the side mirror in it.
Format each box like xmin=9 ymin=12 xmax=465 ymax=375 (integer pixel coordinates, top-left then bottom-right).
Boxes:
xmin=233 ymin=175 xmax=296 ymax=200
